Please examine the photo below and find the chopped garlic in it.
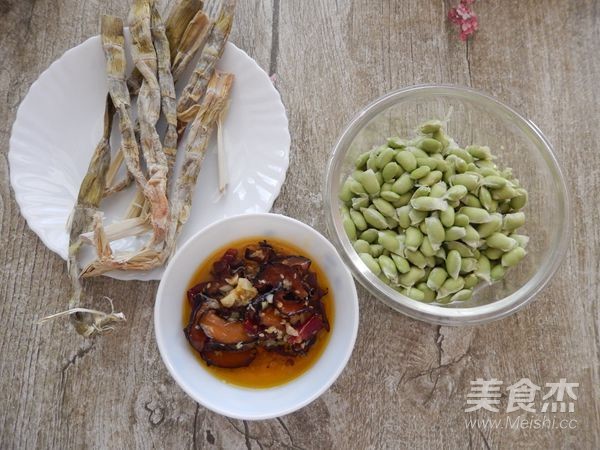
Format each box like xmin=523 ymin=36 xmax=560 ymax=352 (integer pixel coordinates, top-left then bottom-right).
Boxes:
xmin=220 ymin=277 xmax=258 ymax=308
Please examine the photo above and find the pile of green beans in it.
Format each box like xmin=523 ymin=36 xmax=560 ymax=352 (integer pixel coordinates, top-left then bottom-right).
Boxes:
xmin=339 ymin=120 xmax=529 ymax=304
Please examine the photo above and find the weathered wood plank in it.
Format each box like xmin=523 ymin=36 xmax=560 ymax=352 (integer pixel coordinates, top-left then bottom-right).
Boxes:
xmin=0 ymin=0 xmax=598 ymax=449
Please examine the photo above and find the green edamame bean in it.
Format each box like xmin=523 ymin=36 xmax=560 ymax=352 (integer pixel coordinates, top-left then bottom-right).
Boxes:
xmin=445 ymin=184 xmax=468 ymax=202
xmin=447 ymin=147 xmax=474 ymax=163
xmin=482 ymin=175 xmax=507 ymax=189
xmin=409 ymin=208 xmax=428 ymax=225
xmin=351 ymin=195 xmax=370 ymax=210
xmin=359 ymin=228 xmax=378 ymax=243
xmin=378 ymin=255 xmax=398 ymax=282
xmin=466 ymin=145 xmax=493 ymax=160
xmin=348 ymin=178 xmax=366 ymax=195
xmin=388 ymin=137 xmax=407 ymax=149
xmin=372 ymin=198 xmax=397 ymax=219
xmin=425 ymin=216 xmax=445 ymax=250
xmin=446 ymin=249 xmax=462 ymax=279
xmin=475 ymin=255 xmax=491 ymax=283
xmin=460 ymin=257 xmax=478 ymax=273
xmin=399 ymin=267 xmax=426 ymax=287
xmin=440 ymin=206 xmax=455 ymax=228
xmin=396 ymin=205 xmax=412 ymax=229
xmin=411 ymin=196 xmax=448 ymax=212
xmin=503 ymin=212 xmax=525 ymax=231
xmin=395 ymin=151 xmax=417 ymax=172
xmin=479 ymin=186 xmax=494 ymax=211
xmin=450 ymin=289 xmax=473 ymax=302
xmin=510 ymin=189 xmax=528 ymax=210
xmin=405 ymin=249 xmax=427 ymax=268
xmin=339 ymin=177 xmax=354 ymax=202
xmin=391 ymin=254 xmax=410 ymax=274
xmin=419 ymin=137 xmax=443 ymax=154
xmin=445 ymin=241 xmax=476 ymax=258
xmin=411 ymin=186 xmax=431 ymax=200
xmin=353 ymin=239 xmax=371 ymax=254
xmin=403 ymin=287 xmax=426 ymax=301
xmin=453 ymin=213 xmax=470 ymax=227
xmin=354 ymin=151 xmax=371 ymax=169
xmin=427 ymin=267 xmax=448 ymax=291
xmin=459 ymin=206 xmax=491 ymax=224
xmin=430 ymin=181 xmax=448 ymax=198
xmin=378 ymin=232 xmax=402 ymax=254
xmin=437 ymin=277 xmax=465 ymax=299
xmin=418 ymin=170 xmax=443 ymax=187
xmin=357 ymin=169 xmax=381 ymax=195
xmin=462 ymin=224 xmax=481 ymax=248
xmin=416 ymin=157 xmax=438 ymax=170
xmin=343 ymin=216 xmax=357 ymax=240
xmin=391 ymin=173 xmax=414 ymax=195
xmin=410 ymin=165 xmax=431 ymax=180
xmin=462 ymin=193 xmax=482 ymax=208
xmin=370 ymin=244 xmax=384 ymax=258
xmin=486 ymin=232 xmax=517 ymax=251
xmin=360 ymin=207 xmax=389 ymax=229
xmin=464 ymin=273 xmax=479 ymax=289
xmin=420 ymin=236 xmax=436 ymax=257
xmin=359 ymin=253 xmax=381 ymax=275
xmin=392 ymin=192 xmax=413 ymax=208
xmin=420 ymin=120 xmax=442 ymax=134
xmin=510 ymin=234 xmax=529 ymax=248
xmin=490 ymin=264 xmax=505 ymax=281
xmin=349 ymin=209 xmax=367 ymax=231
xmin=501 ymin=247 xmax=526 ymax=267
xmin=380 ymin=190 xmax=401 ymax=202
xmin=382 ymin=162 xmax=401 ymax=182
xmin=416 ymin=282 xmax=436 ymax=302
xmin=451 ymin=173 xmax=480 ymax=192
xmin=407 ymin=146 xmax=429 ymax=159
xmin=405 ymin=227 xmax=424 ymax=251
xmin=492 ymin=184 xmax=518 ymax=200
xmin=445 ymin=226 xmax=466 ymax=241
xmin=483 ymin=247 xmax=504 ymax=260
xmin=376 ymin=148 xmax=396 ymax=169
xmin=477 ymin=213 xmax=502 ymax=238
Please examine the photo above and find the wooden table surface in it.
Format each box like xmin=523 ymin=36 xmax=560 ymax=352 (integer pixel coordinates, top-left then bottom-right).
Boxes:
xmin=1 ymin=1 xmax=598 ymax=448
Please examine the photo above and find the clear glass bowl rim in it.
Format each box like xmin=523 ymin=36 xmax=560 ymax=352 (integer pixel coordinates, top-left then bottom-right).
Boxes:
xmin=324 ymin=84 xmax=572 ymax=326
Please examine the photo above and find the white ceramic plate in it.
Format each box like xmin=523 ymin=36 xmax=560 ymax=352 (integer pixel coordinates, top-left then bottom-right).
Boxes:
xmin=155 ymin=214 xmax=359 ymax=420
xmin=9 ymin=35 xmax=290 ymax=281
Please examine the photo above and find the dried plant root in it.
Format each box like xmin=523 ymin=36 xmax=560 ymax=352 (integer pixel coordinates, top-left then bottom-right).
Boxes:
xmin=104 ymin=172 xmax=134 ymax=197
xmin=176 ymin=0 xmax=236 ymax=134
xmin=80 ymin=216 xmax=152 ymax=244
xmin=217 ymin=98 xmax=230 ymax=192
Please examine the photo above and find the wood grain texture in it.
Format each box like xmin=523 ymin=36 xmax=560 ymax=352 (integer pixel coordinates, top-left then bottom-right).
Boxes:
xmin=0 ymin=0 xmax=598 ymax=448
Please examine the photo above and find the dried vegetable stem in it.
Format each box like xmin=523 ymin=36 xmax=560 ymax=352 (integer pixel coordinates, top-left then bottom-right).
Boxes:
xmin=64 ymin=95 xmax=126 ymax=337
xmin=80 ymin=72 xmax=233 ymax=278
xmin=151 ymin=2 xmax=178 ymax=182
xmin=171 ymin=11 xmax=211 ymax=81
xmin=165 ymin=0 xmax=204 ymax=61
xmin=217 ymin=98 xmax=230 ymax=192
xmin=105 ymin=148 xmax=124 ymax=186
xmin=125 ymin=189 xmax=146 ymax=219
xmin=128 ymin=0 xmax=169 ymax=244
xmin=128 ymin=0 xmax=203 ymax=93
xmin=176 ymin=0 xmax=236 ymax=132
xmin=80 ymin=216 xmax=151 ymax=244
xmin=104 ymin=172 xmax=134 ymax=197
xmin=173 ymin=72 xmax=234 ymax=228
xmin=101 ymin=16 xmax=148 ymax=200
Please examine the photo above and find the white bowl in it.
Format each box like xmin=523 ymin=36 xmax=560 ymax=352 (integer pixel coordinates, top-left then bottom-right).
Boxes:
xmin=154 ymin=213 xmax=359 ymax=420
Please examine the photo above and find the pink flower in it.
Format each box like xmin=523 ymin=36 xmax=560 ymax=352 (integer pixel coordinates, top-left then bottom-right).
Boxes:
xmin=448 ymin=0 xmax=479 ymax=41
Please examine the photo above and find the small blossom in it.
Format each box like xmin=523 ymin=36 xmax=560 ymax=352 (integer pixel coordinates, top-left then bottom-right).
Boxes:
xmin=448 ymin=0 xmax=479 ymax=41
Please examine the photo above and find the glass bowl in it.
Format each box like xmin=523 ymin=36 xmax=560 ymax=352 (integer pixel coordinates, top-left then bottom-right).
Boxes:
xmin=324 ymin=85 xmax=570 ymax=325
